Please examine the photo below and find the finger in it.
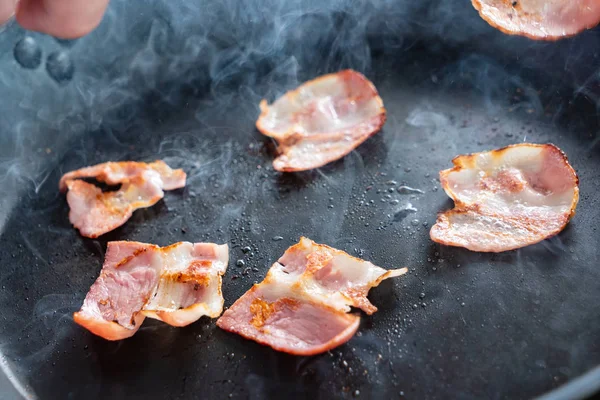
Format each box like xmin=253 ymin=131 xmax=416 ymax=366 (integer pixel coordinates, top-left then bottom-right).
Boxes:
xmin=16 ymin=0 xmax=110 ymax=39
xmin=0 ymin=0 xmax=17 ymax=26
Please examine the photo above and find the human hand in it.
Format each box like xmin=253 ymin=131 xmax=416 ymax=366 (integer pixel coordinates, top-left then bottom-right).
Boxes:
xmin=0 ymin=0 xmax=110 ymax=39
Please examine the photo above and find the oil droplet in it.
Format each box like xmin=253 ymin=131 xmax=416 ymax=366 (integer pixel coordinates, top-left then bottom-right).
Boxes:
xmin=397 ymin=186 xmax=424 ymax=195
xmin=393 ymin=203 xmax=417 ymax=222
xmin=46 ymin=51 xmax=74 ymax=83
xmin=272 ymin=236 xmax=283 ymax=241
xmin=235 ymin=260 xmax=245 ymax=267
xmin=14 ymin=37 xmax=42 ymax=69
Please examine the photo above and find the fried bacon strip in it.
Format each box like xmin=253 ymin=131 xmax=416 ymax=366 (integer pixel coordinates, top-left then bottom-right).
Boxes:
xmin=256 ymin=70 xmax=386 ymax=172
xmin=59 ymin=161 xmax=186 ymax=238
xmin=471 ymin=0 xmax=600 ymax=40
xmin=430 ymin=143 xmax=579 ymax=252
xmin=217 ymin=237 xmax=406 ymax=355
xmin=74 ymin=241 xmax=228 ymax=340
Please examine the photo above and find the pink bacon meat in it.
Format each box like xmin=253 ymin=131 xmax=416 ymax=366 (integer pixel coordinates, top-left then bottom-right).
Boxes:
xmin=59 ymin=160 xmax=186 ymax=238
xmin=256 ymin=70 xmax=386 ymax=172
xmin=74 ymin=240 xmax=228 ymax=340
xmin=217 ymin=237 xmax=406 ymax=356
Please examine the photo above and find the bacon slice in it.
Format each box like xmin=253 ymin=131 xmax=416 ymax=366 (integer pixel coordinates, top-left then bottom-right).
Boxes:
xmin=217 ymin=237 xmax=406 ymax=355
xmin=142 ymin=243 xmax=229 ymax=327
xmin=430 ymin=144 xmax=579 ymax=252
xmin=471 ymin=0 xmax=600 ymax=40
xmin=59 ymin=161 xmax=186 ymax=238
xmin=74 ymin=241 xmax=228 ymax=340
xmin=256 ymin=70 xmax=385 ymax=172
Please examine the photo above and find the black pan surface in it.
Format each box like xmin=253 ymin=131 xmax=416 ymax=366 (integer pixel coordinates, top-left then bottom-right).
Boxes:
xmin=0 ymin=1 xmax=600 ymax=399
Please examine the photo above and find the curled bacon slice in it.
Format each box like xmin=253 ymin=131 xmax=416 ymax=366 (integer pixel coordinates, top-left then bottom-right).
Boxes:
xmin=217 ymin=237 xmax=406 ymax=356
xmin=471 ymin=0 xmax=600 ymax=40
xmin=256 ymin=70 xmax=386 ymax=172
xmin=74 ymin=241 xmax=228 ymax=340
xmin=430 ymin=144 xmax=579 ymax=252
xmin=59 ymin=161 xmax=186 ymax=238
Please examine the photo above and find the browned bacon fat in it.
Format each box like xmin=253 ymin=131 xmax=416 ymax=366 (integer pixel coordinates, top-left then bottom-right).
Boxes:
xmin=74 ymin=241 xmax=228 ymax=340
xmin=59 ymin=161 xmax=186 ymax=238
xmin=472 ymin=0 xmax=600 ymax=40
xmin=430 ymin=144 xmax=579 ymax=252
xmin=217 ymin=237 xmax=406 ymax=355
xmin=256 ymin=70 xmax=386 ymax=172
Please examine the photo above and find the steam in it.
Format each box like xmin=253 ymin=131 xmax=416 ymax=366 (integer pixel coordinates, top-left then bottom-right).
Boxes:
xmin=0 ymin=0 xmax=597 ymax=397
xmin=0 ymin=0 xmax=592 ymax=238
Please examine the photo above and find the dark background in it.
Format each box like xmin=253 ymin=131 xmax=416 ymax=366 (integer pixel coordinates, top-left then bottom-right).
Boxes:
xmin=0 ymin=0 xmax=599 ymax=399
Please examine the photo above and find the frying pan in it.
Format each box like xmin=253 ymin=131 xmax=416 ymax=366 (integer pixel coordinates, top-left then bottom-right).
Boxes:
xmin=1 ymin=0 xmax=600 ymax=399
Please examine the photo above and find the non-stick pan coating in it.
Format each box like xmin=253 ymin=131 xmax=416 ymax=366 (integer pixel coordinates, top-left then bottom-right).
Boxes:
xmin=0 ymin=1 xmax=599 ymax=399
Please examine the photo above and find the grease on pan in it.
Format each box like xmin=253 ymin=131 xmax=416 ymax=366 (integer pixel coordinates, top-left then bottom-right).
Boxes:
xmin=256 ymin=70 xmax=385 ymax=172
xmin=217 ymin=237 xmax=406 ymax=355
xmin=430 ymin=143 xmax=579 ymax=252
xmin=471 ymin=0 xmax=600 ymax=40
